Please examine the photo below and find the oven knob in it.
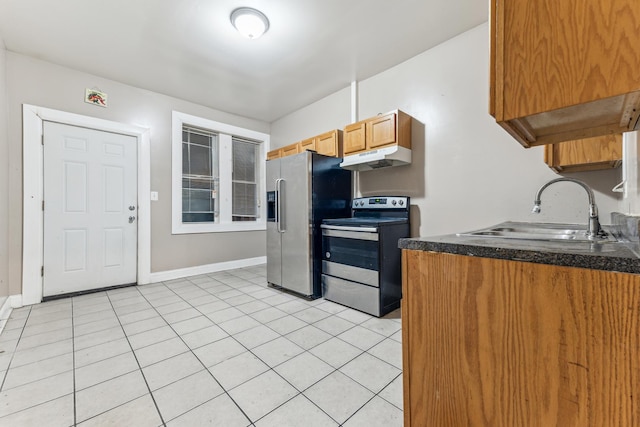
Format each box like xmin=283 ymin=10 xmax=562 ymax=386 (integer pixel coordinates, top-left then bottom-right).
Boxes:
xmin=359 ymin=201 xmax=364 ymax=206
xmin=325 ymin=252 xmax=331 ymax=259
xmin=399 ymin=200 xmax=404 ymax=206
xmin=392 ymin=200 xmax=397 ymax=206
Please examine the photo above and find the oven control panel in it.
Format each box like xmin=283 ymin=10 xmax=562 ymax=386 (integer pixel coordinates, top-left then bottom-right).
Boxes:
xmin=352 ymin=196 xmax=409 ymax=209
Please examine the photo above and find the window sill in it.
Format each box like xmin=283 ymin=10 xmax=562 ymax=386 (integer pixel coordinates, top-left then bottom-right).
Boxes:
xmin=172 ymin=221 xmax=266 ymax=235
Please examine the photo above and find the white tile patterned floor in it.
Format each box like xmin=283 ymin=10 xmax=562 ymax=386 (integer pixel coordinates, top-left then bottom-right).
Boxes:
xmin=0 ymin=265 xmax=403 ymax=426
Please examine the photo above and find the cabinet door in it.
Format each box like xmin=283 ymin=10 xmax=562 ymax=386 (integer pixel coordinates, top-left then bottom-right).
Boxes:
xmin=266 ymin=149 xmax=281 ymax=160
xmin=344 ymin=122 xmax=367 ymax=155
xmin=367 ymin=113 xmax=397 ymax=149
xmin=316 ymin=130 xmax=339 ymax=157
xmin=498 ymin=0 xmax=640 ymax=120
xmin=300 ymin=137 xmax=316 ymax=152
xmin=491 ymin=0 xmax=640 ymax=147
xmin=281 ymin=143 xmax=300 ymax=157
xmin=544 ymin=134 xmax=622 ymax=173
xmin=403 ymin=250 xmax=640 ymax=427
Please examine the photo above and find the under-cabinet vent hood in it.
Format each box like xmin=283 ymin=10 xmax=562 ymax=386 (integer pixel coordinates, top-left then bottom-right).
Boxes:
xmin=339 ymin=145 xmax=411 ymax=171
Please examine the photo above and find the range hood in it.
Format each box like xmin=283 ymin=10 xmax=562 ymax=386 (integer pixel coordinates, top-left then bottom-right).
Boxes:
xmin=339 ymin=145 xmax=411 ymax=171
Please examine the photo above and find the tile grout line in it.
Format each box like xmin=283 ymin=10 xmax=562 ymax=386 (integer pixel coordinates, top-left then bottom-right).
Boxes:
xmin=339 ymin=391 xmax=379 ymax=426
xmin=0 ymin=306 xmax=32 ymax=392
xmin=1 ymin=267 xmax=402 ymax=425
xmin=158 ymin=278 xmax=278 ymax=425
xmin=375 ymin=372 xmax=403 ymax=411
xmin=163 ymin=273 xmax=317 ymax=425
xmin=208 ymin=267 xmax=401 ymax=410
xmin=71 ymin=298 xmax=77 ymax=427
xmin=103 ymin=287 xmax=168 ymax=427
xmin=202 ymin=268 xmax=402 ymax=425
xmin=231 ymin=277 xmax=345 ymax=425
xmin=187 ymin=274 xmax=346 ymax=425
xmin=195 ymin=272 xmax=320 ymax=425
xmin=0 ymin=306 xmax=77 ymax=422
xmin=233 ymin=276 xmax=403 ymax=424
xmin=134 ymin=280 xmax=256 ymax=425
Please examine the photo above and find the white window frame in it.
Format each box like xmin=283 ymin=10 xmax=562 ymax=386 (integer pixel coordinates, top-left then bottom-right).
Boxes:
xmin=172 ymin=111 xmax=268 ymax=234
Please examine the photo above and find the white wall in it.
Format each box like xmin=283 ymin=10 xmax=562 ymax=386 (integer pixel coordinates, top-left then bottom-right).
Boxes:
xmin=0 ymin=35 xmax=8 ymax=299
xmin=271 ymin=23 xmax=623 ymax=237
xmin=5 ymin=52 xmax=270 ymax=296
xmin=271 ymin=87 xmax=351 ymax=147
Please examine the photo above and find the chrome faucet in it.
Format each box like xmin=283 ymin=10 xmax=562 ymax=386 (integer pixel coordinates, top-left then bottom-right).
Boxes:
xmin=532 ymin=177 xmax=607 ymax=239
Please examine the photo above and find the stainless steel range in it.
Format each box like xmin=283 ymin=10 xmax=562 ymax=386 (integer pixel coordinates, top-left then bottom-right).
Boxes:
xmin=320 ymin=196 xmax=410 ymax=317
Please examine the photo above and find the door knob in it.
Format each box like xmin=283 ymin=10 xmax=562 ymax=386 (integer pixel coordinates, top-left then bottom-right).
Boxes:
xmin=129 ymin=205 xmax=136 ymax=211
xmin=129 ymin=216 xmax=136 ymax=223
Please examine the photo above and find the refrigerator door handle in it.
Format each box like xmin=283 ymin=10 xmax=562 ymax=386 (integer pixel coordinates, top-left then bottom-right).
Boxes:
xmin=276 ymin=178 xmax=285 ymax=233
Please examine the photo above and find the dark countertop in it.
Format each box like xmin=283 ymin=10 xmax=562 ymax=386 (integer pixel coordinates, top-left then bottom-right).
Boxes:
xmin=399 ymin=224 xmax=640 ymax=274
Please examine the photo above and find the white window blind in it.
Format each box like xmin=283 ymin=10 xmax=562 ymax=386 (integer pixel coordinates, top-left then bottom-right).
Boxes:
xmin=182 ymin=126 xmax=218 ymax=223
xmin=232 ymin=137 xmax=259 ymax=221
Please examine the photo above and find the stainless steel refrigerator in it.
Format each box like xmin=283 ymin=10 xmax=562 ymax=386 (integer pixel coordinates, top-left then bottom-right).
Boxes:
xmin=266 ymin=151 xmax=351 ymax=298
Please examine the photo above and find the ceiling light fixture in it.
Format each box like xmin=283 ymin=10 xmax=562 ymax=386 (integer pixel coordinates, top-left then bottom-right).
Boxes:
xmin=230 ymin=7 xmax=270 ymax=39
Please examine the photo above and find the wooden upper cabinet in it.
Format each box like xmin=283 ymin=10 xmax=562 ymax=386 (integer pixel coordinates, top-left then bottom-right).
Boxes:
xmin=315 ymin=130 xmax=342 ymax=157
xmin=267 ymin=143 xmax=299 ymax=161
xmin=544 ymin=133 xmax=622 ymax=173
xmin=343 ymin=110 xmax=412 ymax=155
xmin=268 ymin=129 xmax=343 ymax=161
xmin=491 ymin=0 xmax=640 ymax=147
xmin=299 ymin=137 xmax=316 ymax=152
xmin=368 ymin=113 xmax=397 ymax=149
xmin=266 ymin=149 xmax=281 ymax=160
xmin=344 ymin=122 xmax=367 ymax=155
xmin=281 ymin=143 xmax=300 ymax=157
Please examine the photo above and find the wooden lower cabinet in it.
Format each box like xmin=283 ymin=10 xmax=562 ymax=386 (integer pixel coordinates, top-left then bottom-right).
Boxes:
xmin=545 ymin=133 xmax=622 ymax=173
xmin=402 ymin=250 xmax=640 ymax=426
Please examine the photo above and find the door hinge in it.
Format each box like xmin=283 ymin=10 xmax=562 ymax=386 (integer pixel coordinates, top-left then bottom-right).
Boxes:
xmin=41 ymin=134 xmax=44 ymax=145
xmin=41 ymin=266 xmax=44 ymax=277
xmin=42 ymin=200 xmax=45 ymax=211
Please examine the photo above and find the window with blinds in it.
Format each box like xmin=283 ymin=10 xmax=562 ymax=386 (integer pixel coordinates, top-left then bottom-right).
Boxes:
xmin=172 ymin=111 xmax=268 ymax=234
xmin=232 ymin=137 xmax=258 ymax=222
xmin=182 ymin=126 xmax=218 ymax=223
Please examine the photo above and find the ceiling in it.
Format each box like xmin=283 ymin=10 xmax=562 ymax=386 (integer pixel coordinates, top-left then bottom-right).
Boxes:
xmin=0 ymin=0 xmax=488 ymax=123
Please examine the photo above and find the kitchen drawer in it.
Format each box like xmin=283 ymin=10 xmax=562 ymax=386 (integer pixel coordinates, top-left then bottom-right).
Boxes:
xmin=322 ymin=274 xmax=380 ymax=316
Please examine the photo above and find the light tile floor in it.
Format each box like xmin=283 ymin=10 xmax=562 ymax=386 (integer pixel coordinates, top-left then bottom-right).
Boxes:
xmin=0 ymin=265 xmax=403 ymax=426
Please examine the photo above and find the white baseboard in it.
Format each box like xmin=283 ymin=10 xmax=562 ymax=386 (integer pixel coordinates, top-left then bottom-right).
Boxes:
xmin=147 ymin=256 xmax=266 ymax=284
xmin=9 ymin=294 xmax=23 ymax=308
xmin=0 ymin=297 xmax=10 ymax=321
xmin=0 ymin=294 xmax=23 ymax=335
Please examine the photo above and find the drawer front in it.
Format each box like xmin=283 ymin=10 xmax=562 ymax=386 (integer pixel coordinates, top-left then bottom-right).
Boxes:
xmin=322 ymin=274 xmax=380 ymax=317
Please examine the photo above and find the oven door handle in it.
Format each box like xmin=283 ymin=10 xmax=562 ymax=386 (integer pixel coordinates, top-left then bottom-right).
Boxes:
xmin=321 ymin=224 xmax=378 ymax=233
xmin=321 ymin=225 xmax=379 ymax=241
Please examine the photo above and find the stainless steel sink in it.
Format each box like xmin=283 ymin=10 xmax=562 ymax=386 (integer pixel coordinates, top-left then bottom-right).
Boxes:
xmin=457 ymin=221 xmax=618 ymax=243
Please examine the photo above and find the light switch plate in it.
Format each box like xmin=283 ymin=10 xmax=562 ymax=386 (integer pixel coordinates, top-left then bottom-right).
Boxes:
xmin=150 ymin=191 xmax=158 ymax=201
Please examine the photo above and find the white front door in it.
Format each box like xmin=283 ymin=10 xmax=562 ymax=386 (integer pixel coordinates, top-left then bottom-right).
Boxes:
xmin=43 ymin=121 xmax=138 ymax=297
